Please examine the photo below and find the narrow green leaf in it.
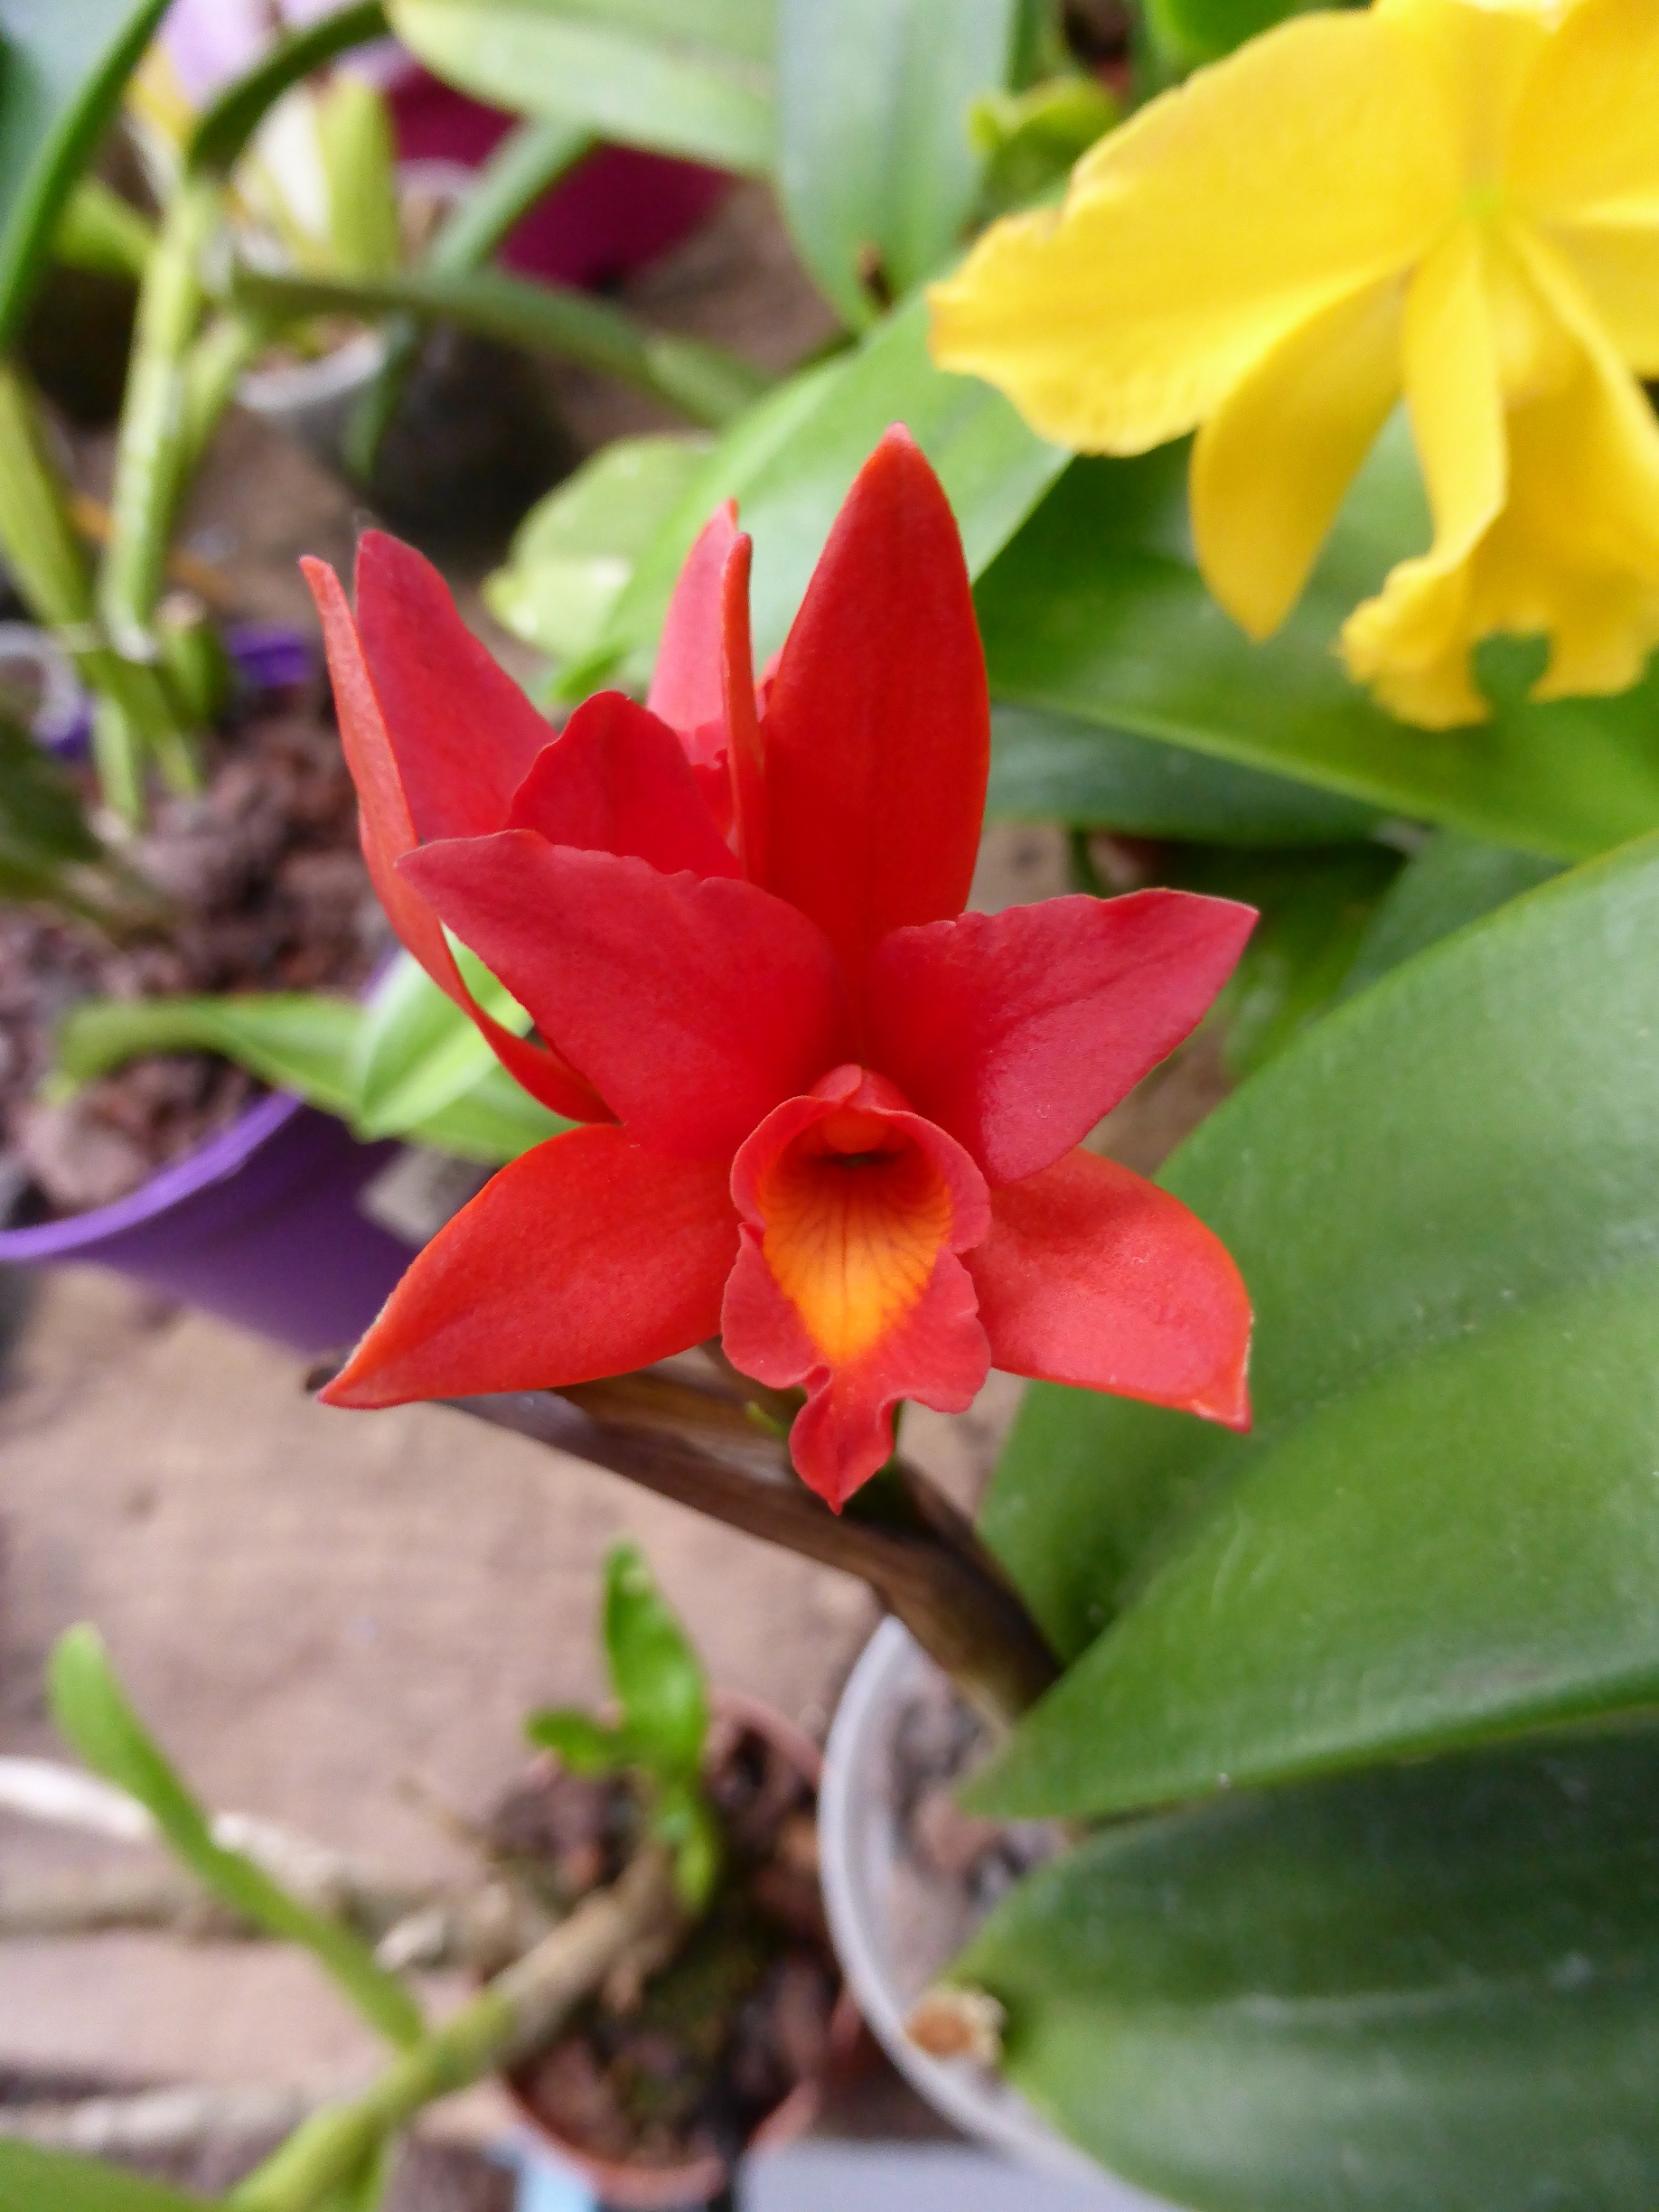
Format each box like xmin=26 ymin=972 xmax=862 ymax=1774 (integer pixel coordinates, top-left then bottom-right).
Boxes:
xmin=350 ymin=948 xmax=529 ymax=1139
xmin=0 ymin=0 xmax=171 ymax=345
xmin=1339 ymin=829 xmax=1564 ymax=1000
xmin=233 ymin=261 xmax=768 ymax=429
xmin=597 ymin=286 xmax=1065 ymax=681
xmin=989 ymin=702 xmax=1382 ymax=845
xmin=405 ymin=1060 xmax=568 ymax=1164
xmin=961 ymin=1720 xmax=1659 ymax=2212
xmin=604 ymin=1544 xmax=708 ymax=1779
xmin=185 ymin=2 xmax=389 ymax=179
xmin=977 ymin=423 xmax=1659 ymax=863
xmin=525 ymin=1708 xmax=633 ymax=1774
xmin=0 ymin=2141 xmax=222 ymax=2212
xmin=976 ymin=831 xmax=1659 ymax=1818
xmin=777 ymin=0 xmax=1017 ymax=325
xmin=318 ymin=76 xmax=402 ymax=281
xmin=485 ymin=434 xmax=712 ymax=668
xmin=52 ymin=176 xmax=155 ymax=281
xmin=389 ymin=0 xmax=776 ymax=175
xmin=49 ymin=1626 xmax=423 ymax=2048
xmin=55 ymin=995 xmax=361 ymax=1117
xmin=0 ymin=713 xmax=99 ymax=863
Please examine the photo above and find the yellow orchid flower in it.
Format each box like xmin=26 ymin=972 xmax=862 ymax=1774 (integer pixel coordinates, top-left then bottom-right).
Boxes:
xmin=930 ymin=0 xmax=1659 ymax=727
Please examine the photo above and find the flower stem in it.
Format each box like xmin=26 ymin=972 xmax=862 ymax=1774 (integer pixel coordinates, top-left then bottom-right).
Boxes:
xmin=228 ymin=1846 xmax=679 ymax=2212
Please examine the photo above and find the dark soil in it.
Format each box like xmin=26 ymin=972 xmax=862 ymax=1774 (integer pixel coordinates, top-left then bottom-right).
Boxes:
xmin=500 ymin=1717 xmax=842 ymax=2180
xmin=0 ymin=690 xmax=383 ymax=1221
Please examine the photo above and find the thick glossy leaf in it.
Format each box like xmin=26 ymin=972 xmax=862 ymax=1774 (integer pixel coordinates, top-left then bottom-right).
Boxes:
xmin=389 ymin=0 xmax=775 ymax=175
xmin=1174 ymin=842 xmax=1402 ymax=1075
xmin=56 ymin=995 xmax=361 ymax=1117
xmin=49 ymin=1627 xmax=423 ymax=2048
xmin=604 ymin=1542 xmax=708 ymax=1781
xmin=1148 ymin=0 xmax=1329 ymax=68
xmin=975 ymin=832 xmax=1659 ymax=1816
xmin=0 ymin=0 xmax=170 ymax=345
xmin=0 ymin=2142 xmax=222 ymax=2212
xmin=1341 ymin=830 xmax=1564 ymax=1001
xmin=961 ymin=1721 xmax=1659 ymax=2212
xmin=485 ymin=434 xmax=712 ymax=668
xmin=978 ymin=422 xmax=1659 ymax=863
xmin=598 ymin=287 xmax=1065 ymax=677
xmin=776 ymin=0 xmax=1017 ymax=326
xmin=989 ymin=702 xmax=1381 ymax=844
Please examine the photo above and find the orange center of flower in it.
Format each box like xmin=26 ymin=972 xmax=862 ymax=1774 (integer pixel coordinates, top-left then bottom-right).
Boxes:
xmin=755 ymin=1106 xmax=954 ymax=1364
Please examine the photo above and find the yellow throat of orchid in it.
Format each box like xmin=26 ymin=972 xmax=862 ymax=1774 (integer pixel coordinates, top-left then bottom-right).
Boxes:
xmin=930 ymin=0 xmax=1659 ymax=728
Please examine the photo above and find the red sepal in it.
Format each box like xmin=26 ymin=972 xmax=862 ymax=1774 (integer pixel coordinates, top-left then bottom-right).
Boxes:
xmin=402 ymin=834 xmax=853 ymax=1162
xmin=321 ymin=1128 xmax=738 ymax=1408
xmin=302 ymin=556 xmax=604 ymax=1123
xmin=967 ymin=1148 xmax=1251 ymax=1429
xmin=507 ymin=690 xmax=737 ymax=878
xmin=761 ymin=427 xmax=988 ymax=985
xmin=648 ymin=501 xmax=739 ymax=761
xmin=353 ymin=531 xmax=556 ymax=841
xmin=721 ymin=1068 xmax=992 ymax=1507
xmin=866 ymin=891 xmax=1256 ymax=1185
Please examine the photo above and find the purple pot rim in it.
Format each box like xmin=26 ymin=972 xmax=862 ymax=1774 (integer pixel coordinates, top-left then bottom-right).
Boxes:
xmin=0 ymin=1086 xmax=309 ymax=1259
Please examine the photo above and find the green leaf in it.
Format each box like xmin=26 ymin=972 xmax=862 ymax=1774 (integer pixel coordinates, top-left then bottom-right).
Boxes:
xmin=525 ymin=1707 xmax=633 ymax=1774
xmin=350 ymin=948 xmax=530 ymax=1139
xmin=653 ymin=1774 xmax=723 ymax=1913
xmin=977 ymin=422 xmax=1659 ymax=864
xmin=0 ymin=712 xmax=98 ymax=863
xmin=405 ymin=1061 xmax=568 ymax=1164
xmin=389 ymin=0 xmax=776 ymax=174
xmin=1339 ymin=829 xmax=1564 ymax=1002
xmin=776 ymin=0 xmax=1017 ymax=326
xmin=55 ymin=995 xmax=361 ymax=1117
xmin=975 ymin=830 xmax=1659 ymax=1817
xmin=1173 ymin=841 xmax=1402 ymax=1076
xmin=233 ymin=261 xmax=768 ymax=429
xmin=0 ymin=2141 xmax=223 ymax=2212
xmin=0 ymin=0 xmax=172 ymax=345
xmin=52 ymin=175 xmax=155 ymax=281
xmin=1147 ymin=0 xmax=1330 ymax=69
xmin=960 ymin=1720 xmax=1659 ymax=2212
xmin=318 ymin=76 xmax=402 ymax=281
xmin=184 ymin=2 xmax=390 ymax=179
xmin=596 ymin=286 xmax=1066 ymax=680
xmin=48 ymin=1626 xmax=424 ymax=2048
xmin=485 ymin=434 xmax=712 ymax=668
xmin=603 ymin=1543 xmax=708 ymax=1780
xmin=989 ymin=702 xmax=1382 ymax=844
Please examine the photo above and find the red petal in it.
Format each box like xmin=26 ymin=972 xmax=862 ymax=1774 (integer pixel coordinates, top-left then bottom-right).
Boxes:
xmin=355 ymin=530 xmax=555 ymax=841
xmin=304 ymin=556 xmax=604 ymax=1123
xmin=322 ymin=1128 xmax=738 ymax=1408
xmin=647 ymin=501 xmax=739 ymax=754
xmin=721 ymin=1067 xmax=991 ymax=1507
xmin=866 ymin=891 xmax=1256 ymax=1186
xmin=402 ymin=834 xmax=852 ymax=1161
xmin=761 ymin=427 xmax=988 ymax=985
xmin=967 ymin=1148 xmax=1251 ymax=1429
xmin=507 ymin=689 xmax=737 ymax=877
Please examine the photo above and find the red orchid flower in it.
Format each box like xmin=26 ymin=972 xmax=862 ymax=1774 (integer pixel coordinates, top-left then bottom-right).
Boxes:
xmin=306 ymin=428 xmax=1255 ymax=1509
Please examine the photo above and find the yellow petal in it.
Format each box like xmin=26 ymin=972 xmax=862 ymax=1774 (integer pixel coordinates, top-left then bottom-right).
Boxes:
xmin=1345 ymin=221 xmax=1659 ymax=724
xmin=1192 ymin=276 xmax=1403 ymax=640
xmin=928 ymin=11 xmax=1455 ymax=454
xmin=1380 ymin=0 xmax=1550 ymax=186
xmin=1341 ymin=226 xmax=1508 ymax=726
xmin=1508 ymin=0 xmax=1659 ymax=224
xmin=1549 ymin=223 xmax=1659 ymax=373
